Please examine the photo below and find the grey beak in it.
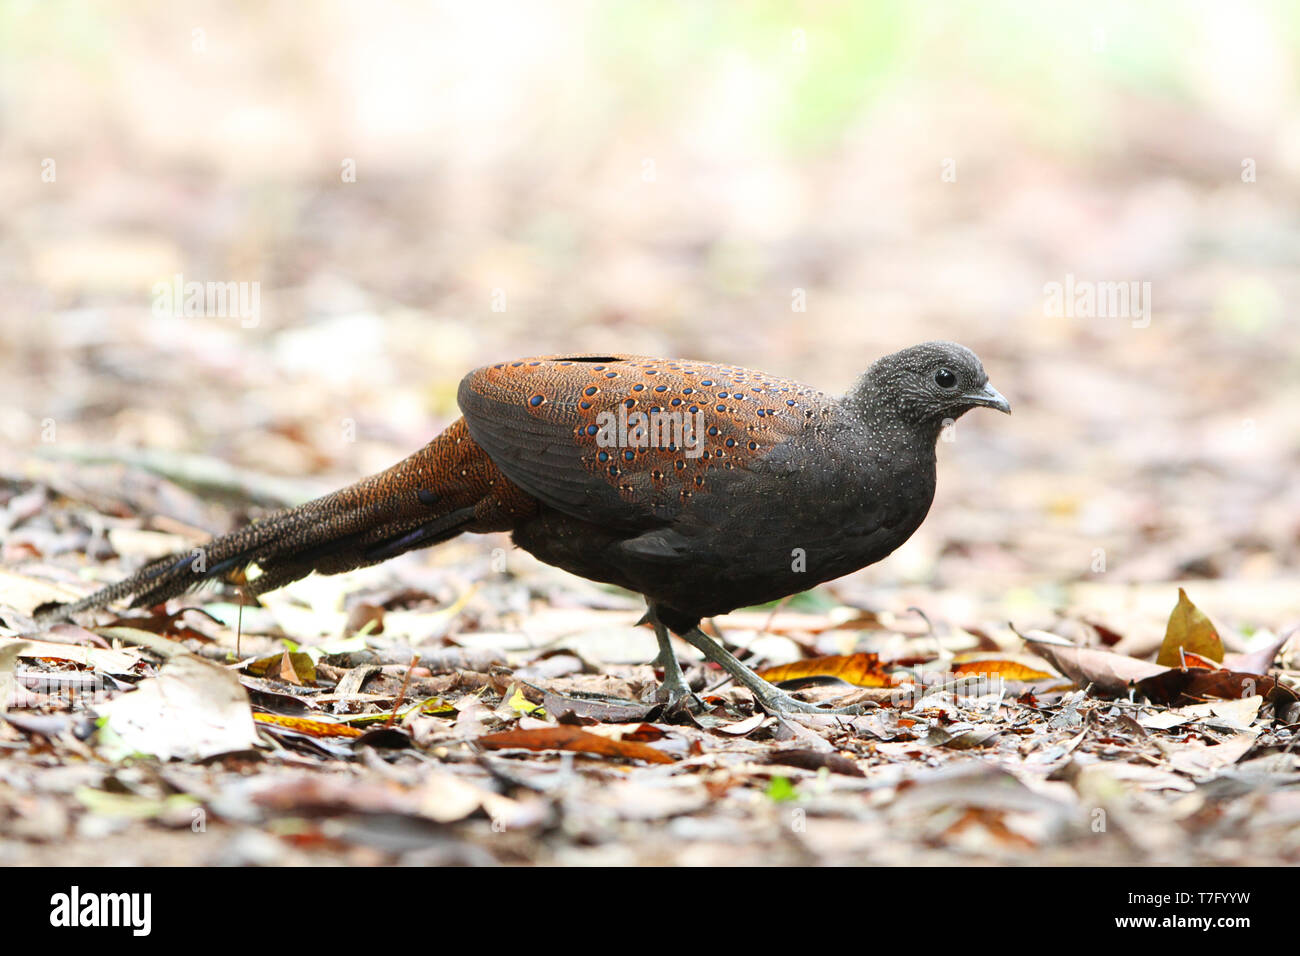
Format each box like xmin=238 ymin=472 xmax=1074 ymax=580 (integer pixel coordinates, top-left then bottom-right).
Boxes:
xmin=963 ymin=382 xmax=1011 ymax=414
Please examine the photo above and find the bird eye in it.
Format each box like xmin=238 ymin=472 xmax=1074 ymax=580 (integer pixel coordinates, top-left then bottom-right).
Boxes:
xmin=934 ymin=368 xmax=957 ymax=389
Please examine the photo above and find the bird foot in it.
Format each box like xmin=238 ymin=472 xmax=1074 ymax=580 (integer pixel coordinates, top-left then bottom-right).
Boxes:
xmin=751 ymin=689 xmax=867 ymax=717
xmin=653 ymin=671 xmax=704 ymax=712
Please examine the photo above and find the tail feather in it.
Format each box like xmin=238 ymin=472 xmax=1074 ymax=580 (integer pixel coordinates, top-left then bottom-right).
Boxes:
xmin=35 ymin=418 xmax=533 ymax=624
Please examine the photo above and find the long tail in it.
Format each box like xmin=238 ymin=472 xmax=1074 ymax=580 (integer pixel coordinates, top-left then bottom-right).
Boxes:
xmin=36 ymin=419 xmax=536 ymax=623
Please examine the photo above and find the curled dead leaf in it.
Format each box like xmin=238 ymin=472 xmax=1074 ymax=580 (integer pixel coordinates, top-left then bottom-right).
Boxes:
xmin=1025 ymin=641 xmax=1167 ymax=696
xmin=477 ymin=725 xmax=674 ymax=764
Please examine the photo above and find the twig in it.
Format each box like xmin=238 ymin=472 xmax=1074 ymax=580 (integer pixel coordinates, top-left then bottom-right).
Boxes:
xmin=387 ymin=653 xmax=420 ymax=728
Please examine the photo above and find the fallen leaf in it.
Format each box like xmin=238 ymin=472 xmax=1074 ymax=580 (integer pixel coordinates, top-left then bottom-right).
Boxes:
xmin=1137 ymin=668 xmax=1300 ymax=707
xmin=0 ymin=635 xmax=141 ymax=675
xmin=0 ymin=640 xmax=28 ymax=713
xmin=952 ymin=658 xmax=1055 ymax=681
xmin=1137 ymin=696 xmax=1263 ymax=731
xmin=1224 ymin=625 xmax=1297 ymax=675
xmin=94 ymin=625 xmax=188 ymax=659
xmin=1024 ymin=641 xmax=1166 ymax=695
xmin=1165 ymin=730 xmax=1260 ymax=776
xmin=245 ymin=651 xmax=316 ymax=684
xmin=477 ymin=725 xmax=674 ymax=764
xmin=765 ymin=748 xmax=865 ymax=777
xmin=505 ymin=684 xmax=543 ymax=716
xmin=1157 ymin=588 xmax=1224 ymax=667
xmin=97 ymin=652 xmax=259 ymax=760
xmin=540 ymin=688 xmax=655 ymax=723
xmin=756 ymin=652 xmax=897 ymax=687
xmin=715 ymin=712 xmax=768 ymax=736
xmin=253 ymin=713 xmax=364 ymax=738
xmin=0 ymin=569 xmax=85 ymax=616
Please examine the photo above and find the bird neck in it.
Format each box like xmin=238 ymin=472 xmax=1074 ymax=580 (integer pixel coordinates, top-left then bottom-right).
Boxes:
xmin=843 ymin=377 xmax=947 ymax=449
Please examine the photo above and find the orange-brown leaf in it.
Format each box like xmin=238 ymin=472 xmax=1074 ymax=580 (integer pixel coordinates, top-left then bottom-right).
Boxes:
xmin=253 ymin=713 xmax=364 ymax=738
xmin=756 ymin=653 xmax=897 ymax=688
xmin=477 ymin=726 xmax=674 ymax=764
xmin=952 ymin=659 xmax=1055 ymax=681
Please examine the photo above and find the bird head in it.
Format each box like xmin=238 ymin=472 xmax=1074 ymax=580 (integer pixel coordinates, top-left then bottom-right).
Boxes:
xmin=851 ymin=341 xmax=1010 ymax=436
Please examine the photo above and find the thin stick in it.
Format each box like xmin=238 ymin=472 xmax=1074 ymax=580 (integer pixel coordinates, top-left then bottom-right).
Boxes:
xmin=387 ymin=654 xmax=420 ymax=728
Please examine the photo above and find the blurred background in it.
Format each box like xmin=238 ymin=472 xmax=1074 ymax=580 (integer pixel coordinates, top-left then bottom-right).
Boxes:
xmin=2 ymin=0 xmax=1298 ymax=634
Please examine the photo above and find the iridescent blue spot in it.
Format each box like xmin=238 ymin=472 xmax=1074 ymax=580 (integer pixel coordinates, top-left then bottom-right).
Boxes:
xmin=757 ymin=409 xmax=765 ymax=417
xmin=585 ymin=386 xmax=597 ymax=396
xmin=593 ymin=366 xmax=605 ymax=371
xmin=633 ymin=384 xmax=644 ymax=391
xmin=580 ymin=401 xmax=591 ymax=409
xmin=608 ymin=465 xmax=619 ymax=476
xmin=683 ymin=387 xmax=694 ymax=395
xmin=786 ymin=399 xmax=796 ymax=406
xmin=725 ymin=438 xmax=735 ymax=447
xmin=688 ymin=405 xmax=699 ymax=414
xmin=718 ymin=392 xmax=728 ymax=398
xmin=645 ymin=369 xmax=657 ymax=375
xmin=708 ymin=426 xmax=719 ymax=436
xmin=715 ymin=404 xmax=725 ymax=412
xmin=670 ymin=398 xmax=682 ymax=407
xmin=598 ymin=451 xmax=609 ymax=462
xmin=529 ymin=361 xmax=541 ymax=366
xmin=625 ymin=399 xmax=635 ymax=408
xmin=748 ymin=441 xmax=758 ymax=450
xmin=701 ymin=380 xmax=714 ymax=386
xmin=605 ymin=372 xmax=617 ymax=378
xmin=529 ymin=395 xmax=544 ymax=406
xmin=654 ymin=385 xmax=667 ymax=392
xmin=623 ymin=450 xmax=635 ymax=461
xmin=511 ymin=362 xmax=523 ymax=367
xmin=585 ymin=424 xmax=598 ymax=435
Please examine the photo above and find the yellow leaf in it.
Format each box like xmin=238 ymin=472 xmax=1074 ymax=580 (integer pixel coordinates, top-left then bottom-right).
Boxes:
xmin=253 ymin=713 xmax=363 ymax=738
xmin=506 ymin=685 xmax=543 ymax=716
xmin=952 ymin=659 xmax=1055 ymax=681
xmin=756 ymin=653 xmax=898 ymax=688
xmin=1157 ymin=588 xmax=1224 ymax=668
xmin=246 ymin=651 xmax=316 ymax=684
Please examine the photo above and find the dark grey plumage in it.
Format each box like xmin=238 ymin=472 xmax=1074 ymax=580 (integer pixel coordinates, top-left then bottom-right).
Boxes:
xmin=38 ymin=341 xmax=1009 ymax=716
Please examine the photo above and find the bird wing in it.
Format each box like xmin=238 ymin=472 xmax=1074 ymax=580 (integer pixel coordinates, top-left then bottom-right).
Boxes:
xmin=458 ymin=353 xmax=828 ymax=531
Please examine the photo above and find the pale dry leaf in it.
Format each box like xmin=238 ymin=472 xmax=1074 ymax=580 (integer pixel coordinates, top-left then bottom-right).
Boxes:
xmin=0 ymin=635 xmax=141 ymax=675
xmin=1025 ymin=640 xmax=1166 ymax=695
xmin=97 ymin=652 xmax=259 ymax=760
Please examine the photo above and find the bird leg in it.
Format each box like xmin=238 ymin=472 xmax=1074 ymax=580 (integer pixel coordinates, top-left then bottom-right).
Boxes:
xmin=645 ymin=609 xmax=703 ymax=710
xmin=679 ymin=627 xmax=865 ymax=716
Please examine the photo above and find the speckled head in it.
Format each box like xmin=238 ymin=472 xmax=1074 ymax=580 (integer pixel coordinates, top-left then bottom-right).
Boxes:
xmin=850 ymin=341 xmax=1010 ymax=434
